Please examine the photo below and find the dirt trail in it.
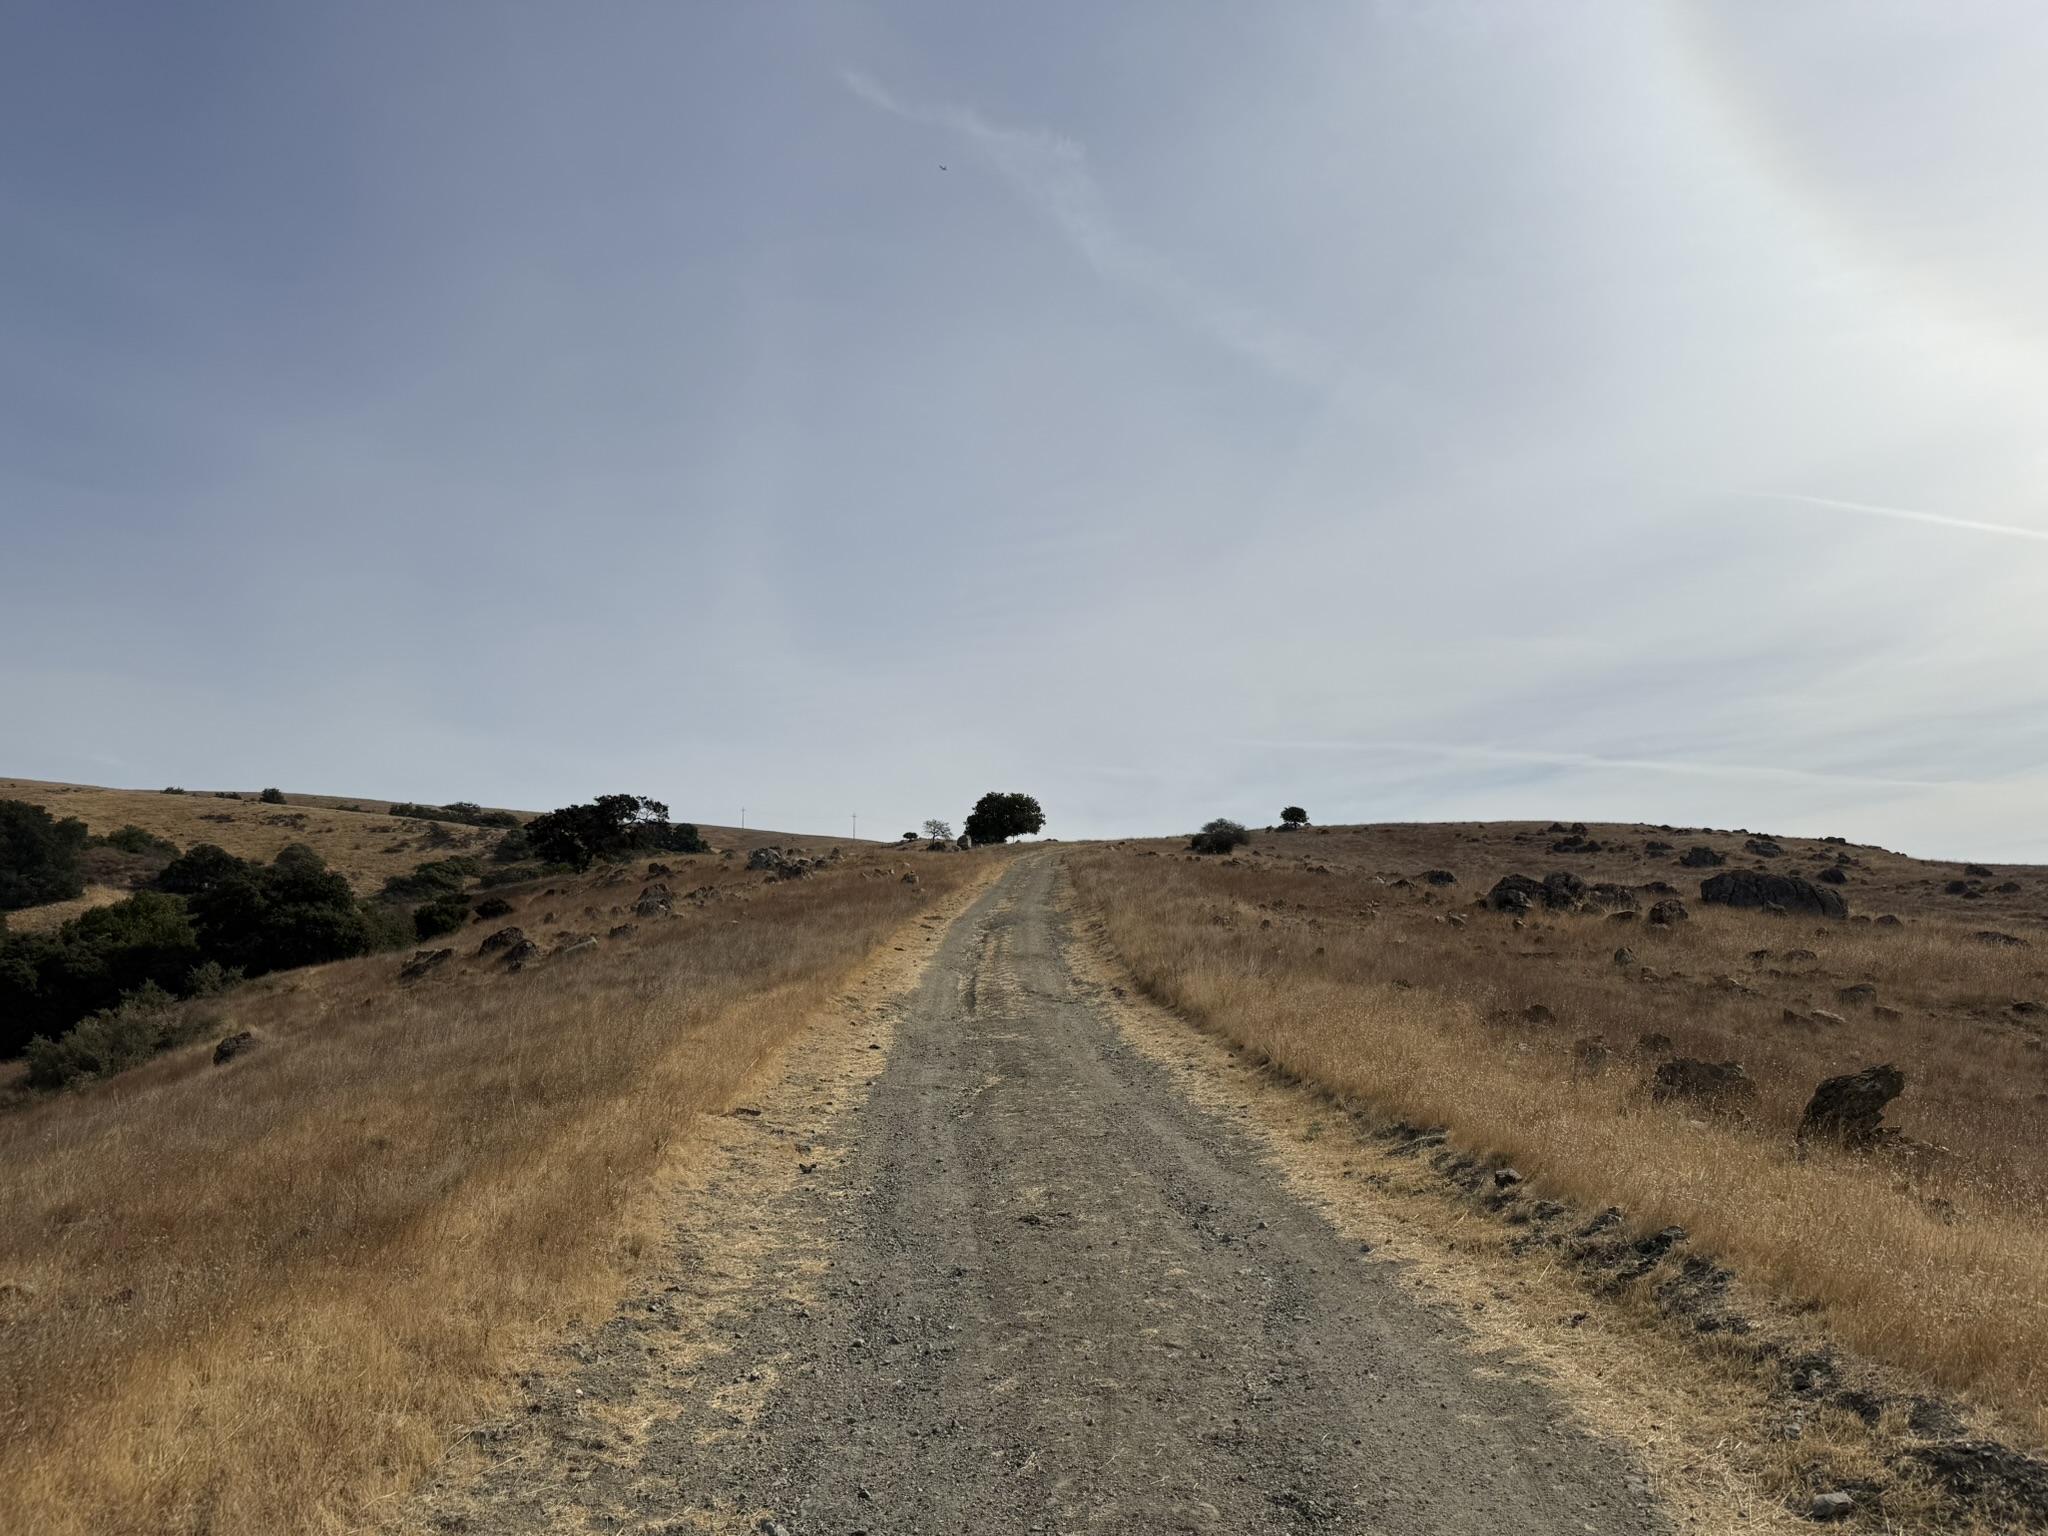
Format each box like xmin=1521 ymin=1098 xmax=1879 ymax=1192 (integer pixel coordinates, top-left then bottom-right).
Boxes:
xmin=415 ymin=854 xmax=1668 ymax=1535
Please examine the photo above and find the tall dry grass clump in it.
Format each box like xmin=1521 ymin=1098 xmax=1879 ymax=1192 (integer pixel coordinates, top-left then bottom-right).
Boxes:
xmin=1068 ymin=847 xmax=2048 ymax=1442
xmin=0 ymin=853 xmax=986 ymax=1535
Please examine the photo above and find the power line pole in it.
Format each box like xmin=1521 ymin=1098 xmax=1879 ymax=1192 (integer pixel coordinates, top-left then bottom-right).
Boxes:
xmin=740 ymin=806 xmax=745 ymax=831
xmin=851 ymin=812 xmax=857 ymax=841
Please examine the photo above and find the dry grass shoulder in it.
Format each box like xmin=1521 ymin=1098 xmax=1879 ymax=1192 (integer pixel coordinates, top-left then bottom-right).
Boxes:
xmin=1067 ymin=826 xmax=2048 ymax=1451
xmin=0 ymin=842 xmax=996 ymax=1535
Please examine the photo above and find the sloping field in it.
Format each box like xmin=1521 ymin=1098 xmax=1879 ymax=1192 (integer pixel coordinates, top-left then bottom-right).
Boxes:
xmin=1068 ymin=821 xmax=2048 ymax=1446
xmin=0 ymin=838 xmax=993 ymax=1535
xmin=0 ymin=778 xmax=518 ymax=926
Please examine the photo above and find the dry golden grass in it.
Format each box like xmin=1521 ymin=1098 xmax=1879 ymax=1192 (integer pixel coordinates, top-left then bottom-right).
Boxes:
xmin=0 ymin=846 xmax=990 ymax=1535
xmin=1068 ymin=828 xmax=2048 ymax=1444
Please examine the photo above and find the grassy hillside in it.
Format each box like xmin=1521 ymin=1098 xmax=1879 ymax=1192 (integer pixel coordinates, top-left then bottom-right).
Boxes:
xmin=0 ymin=832 xmax=994 ymax=1534
xmin=0 ymin=778 xmax=524 ymax=932
xmin=1069 ymin=819 xmax=2048 ymax=1445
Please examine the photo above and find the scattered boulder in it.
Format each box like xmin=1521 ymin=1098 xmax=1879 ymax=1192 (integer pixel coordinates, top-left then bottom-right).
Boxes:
xmin=1816 ymin=866 xmax=1847 ymax=884
xmin=1808 ymin=1008 xmax=1846 ymax=1027
xmin=634 ymin=883 xmax=674 ymax=918
xmin=646 ymin=862 xmax=672 ymax=877
xmin=1972 ymin=930 xmax=2028 ymax=947
xmin=1636 ymin=1031 xmax=1673 ymax=1053
xmin=1648 ymin=898 xmax=1689 ymax=925
xmin=1875 ymin=914 xmax=1902 ymax=927
xmin=399 ymin=948 xmax=454 ymax=982
xmin=608 ymin=923 xmax=637 ymax=939
xmin=212 ymin=1031 xmax=256 ymax=1066
xmin=478 ymin=925 xmax=524 ymax=954
xmin=1698 ymin=870 xmax=1848 ymax=919
xmin=1487 ymin=874 xmax=1547 ymax=912
xmin=1799 ymin=1064 xmax=1905 ymax=1148
xmin=1994 ymin=880 xmax=2023 ymax=893
xmin=1643 ymin=840 xmax=1674 ymax=855
xmin=1522 ymin=1003 xmax=1555 ymax=1024
xmin=1651 ymin=1057 xmax=1757 ymax=1112
xmin=1836 ymin=983 xmax=1877 ymax=1006
xmin=1679 ymin=846 xmax=1726 ymax=868
xmin=501 ymin=938 xmax=543 ymax=969
xmin=1612 ymin=946 xmax=1637 ymax=967
xmin=1810 ymin=1490 xmax=1854 ymax=1521
xmin=1744 ymin=837 xmax=1784 ymax=858
xmin=1964 ymin=863 xmax=1995 ymax=878
xmin=955 ymin=835 xmax=973 ymax=850
xmin=1541 ymin=871 xmax=1587 ymax=908
xmin=555 ymin=934 xmax=598 ymax=958
xmin=1422 ymin=869 xmax=1457 ymax=886
xmin=901 ymin=872 xmax=918 ymax=885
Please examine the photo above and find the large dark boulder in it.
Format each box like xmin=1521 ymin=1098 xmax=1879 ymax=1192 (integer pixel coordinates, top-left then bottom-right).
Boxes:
xmin=1486 ymin=874 xmax=1547 ymax=912
xmin=1798 ymin=1064 xmax=1905 ymax=1148
xmin=1699 ymin=870 xmax=1848 ymax=918
xmin=1541 ymin=871 xmax=1587 ymax=908
xmin=1679 ymin=846 xmax=1726 ymax=868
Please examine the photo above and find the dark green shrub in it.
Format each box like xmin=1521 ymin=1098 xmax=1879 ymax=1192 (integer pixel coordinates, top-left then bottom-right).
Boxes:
xmin=1280 ymin=806 xmax=1309 ymax=829
xmin=0 ymin=799 xmax=89 ymax=910
xmin=526 ymin=795 xmax=697 ymax=869
xmin=94 ymin=824 xmax=180 ymax=857
xmin=23 ymin=981 xmax=206 ymax=1089
xmin=491 ymin=826 xmax=532 ymax=862
xmin=414 ymin=891 xmax=471 ymax=940
xmin=168 ymin=843 xmax=377 ymax=978
xmin=259 ymin=787 xmax=287 ymax=805
xmin=963 ymin=792 xmax=1045 ymax=845
xmin=474 ymin=896 xmax=513 ymax=920
xmin=1189 ymin=818 xmax=1252 ymax=855
xmin=163 ymin=786 xmax=187 ymax=795
xmin=0 ymin=891 xmax=203 ymax=1056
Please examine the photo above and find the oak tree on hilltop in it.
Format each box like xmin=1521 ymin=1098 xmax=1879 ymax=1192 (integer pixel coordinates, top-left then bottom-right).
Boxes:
xmin=963 ymin=792 xmax=1044 ymax=845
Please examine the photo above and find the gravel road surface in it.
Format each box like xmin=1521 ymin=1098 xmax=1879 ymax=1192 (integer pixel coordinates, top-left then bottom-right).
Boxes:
xmin=427 ymin=855 xmax=1667 ymax=1535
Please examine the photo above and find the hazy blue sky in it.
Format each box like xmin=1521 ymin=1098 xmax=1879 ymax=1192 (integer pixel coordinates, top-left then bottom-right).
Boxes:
xmin=6 ymin=3 xmax=2048 ymax=855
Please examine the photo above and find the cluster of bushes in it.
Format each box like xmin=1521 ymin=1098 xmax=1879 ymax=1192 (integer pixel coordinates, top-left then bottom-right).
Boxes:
xmin=525 ymin=795 xmax=707 ymax=869
xmin=378 ymin=857 xmax=484 ymax=938
xmin=388 ymin=800 xmax=521 ymax=829
xmin=1189 ymin=818 xmax=1252 ymax=854
xmin=92 ymin=824 xmax=180 ymax=858
xmin=1 ymin=843 xmax=405 ymax=1062
xmin=0 ymin=799 xmax=90 ymax=909
xmin=23 ymin=966 xmax=238 ymax=1089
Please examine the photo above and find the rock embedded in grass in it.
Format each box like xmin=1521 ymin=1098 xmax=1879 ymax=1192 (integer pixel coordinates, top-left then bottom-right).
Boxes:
xmin=1698 ymin=869 xmax=1848 ymax=919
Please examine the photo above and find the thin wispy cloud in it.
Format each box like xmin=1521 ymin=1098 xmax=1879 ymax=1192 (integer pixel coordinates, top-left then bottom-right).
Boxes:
xmin=841 ymin=70 xmax=1327 ymax=386
xmin=1727 ymin=489 xmax=2048 ymax=544
xmin=1237 ymin=738 xmax=1952 ymax=792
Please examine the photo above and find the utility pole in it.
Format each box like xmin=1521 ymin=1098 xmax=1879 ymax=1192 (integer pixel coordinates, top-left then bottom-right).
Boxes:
xmin=740 ymin=807 xmax=745 ymax=831
xmin=852 ymin=813 xmax=858 ymax=841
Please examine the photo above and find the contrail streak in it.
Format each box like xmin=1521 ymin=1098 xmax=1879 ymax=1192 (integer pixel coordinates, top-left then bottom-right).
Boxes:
xmin=1234 ymin=737 xmax=1949 ymax=790
xmin=1730 ymin=489 xmax=2048 ymax=543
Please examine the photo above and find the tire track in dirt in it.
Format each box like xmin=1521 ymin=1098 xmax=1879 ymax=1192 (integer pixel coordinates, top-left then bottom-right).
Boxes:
xmin=412 ymin=854 xmax=1670 ymax=1535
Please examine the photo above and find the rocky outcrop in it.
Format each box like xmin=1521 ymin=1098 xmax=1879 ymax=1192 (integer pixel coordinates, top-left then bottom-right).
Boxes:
xmin=399 ymin=948 xmax=454 ymax=982
xmin=1486 ymin=874 xmax=1547 ymax=911
xmin=634 ymin=883 xmax=674 ymax=918
xmin=1679 ymin=846 xmax=1726 ymax=868
xmin=1648 ymin=898 xmax=1689 ymax=925
xmin=478 ymin=925 xmax=524 ymax=955
xmin=1698 ymin=870 xmax=1848 ymax=918
xmin=212 ymin=1030 xmax=256 ymax=1065
xmin=1798 ymin=1064 xmax=1905 ymax=1148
